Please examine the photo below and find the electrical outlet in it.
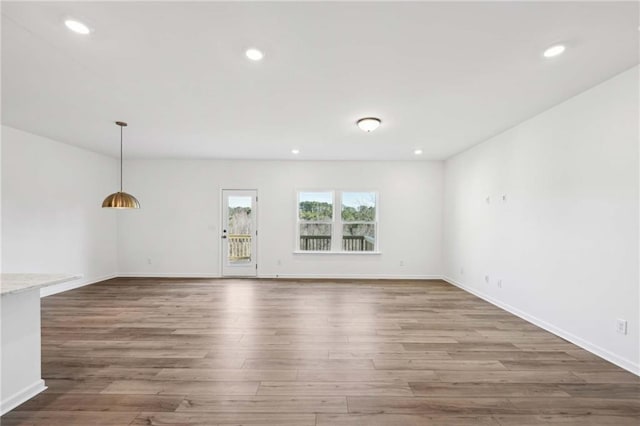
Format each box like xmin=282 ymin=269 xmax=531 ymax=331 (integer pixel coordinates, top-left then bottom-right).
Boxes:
xmin=485 ymin=275 xmax=490 ymax=283
xmin=277 ymin=259 xmax=282 ymax=266
xmin=485 ymin=196 xmax=491 ymax=204
xmin=399 ymin=260 xmax=405 ymax=267
xmin=616 ymin=319 xmax=628 ymax=335
xmin=502 ymin=194 xmax=507 ymax=202
xmin=497 ymin=279 xmax=502 ymax=288
xmin=147 ymin=257 xmax=152 ymax=265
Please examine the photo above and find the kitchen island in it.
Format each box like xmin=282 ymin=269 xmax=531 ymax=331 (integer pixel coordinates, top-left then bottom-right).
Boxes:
xmin=1 ymin=273 xmax=79 ymax=414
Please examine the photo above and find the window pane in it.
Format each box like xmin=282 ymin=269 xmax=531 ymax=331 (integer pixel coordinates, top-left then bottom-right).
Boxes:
xmin=342 ymin=192 xmax=376 ymax=222
xmin=228 ymin=196 xmax=252 ymax=263
xmin=299 ymin=223 xmax=332 ymax=251
xmin=299 ymin=192 xmax=333 ymax=221
xmin=342 ymin=224 xmax=375 ymax=251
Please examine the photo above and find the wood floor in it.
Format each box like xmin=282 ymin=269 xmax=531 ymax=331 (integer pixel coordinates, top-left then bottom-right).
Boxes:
xmin=2 ymin=278 xmax=638 ymax=425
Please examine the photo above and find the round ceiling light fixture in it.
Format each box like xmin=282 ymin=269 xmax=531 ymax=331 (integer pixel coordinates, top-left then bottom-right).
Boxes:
xmin=414 ymin=149 xmax=423 ymax=155
xmin=65 ymin=19 xmax=91 ymax=35
xmin=356 ymin=117 xmax=381 ymax=132
xmin=543 ymin=44 xmax=565 ymax=58
xmin=245 ymin=48 xmax=264 ymax=61
xmin=291 ymin=149 xmax=300 ymax=155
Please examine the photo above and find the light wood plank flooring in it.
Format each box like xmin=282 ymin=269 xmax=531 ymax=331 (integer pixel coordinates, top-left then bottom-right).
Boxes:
xmin=2 ymin=278 xmax=638 ymax=425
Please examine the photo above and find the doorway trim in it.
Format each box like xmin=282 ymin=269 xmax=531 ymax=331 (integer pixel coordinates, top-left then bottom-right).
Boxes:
xmin=221 ymin=189 xmax=258 ymax=277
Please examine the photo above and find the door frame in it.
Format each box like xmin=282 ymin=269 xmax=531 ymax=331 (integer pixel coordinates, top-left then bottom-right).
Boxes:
xmin=220 ymin=189 xmax=258 ymax=277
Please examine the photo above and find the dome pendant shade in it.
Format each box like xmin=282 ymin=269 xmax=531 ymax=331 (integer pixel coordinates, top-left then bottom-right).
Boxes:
xmin=102 ymin=121 xmax=140 ymax=209
xmin=102 ymin=191 xmax=140 ymax=209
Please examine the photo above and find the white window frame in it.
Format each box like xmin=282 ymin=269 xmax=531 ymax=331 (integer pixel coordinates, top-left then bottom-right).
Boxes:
xmin=339 ymin=190 xmax=378 ymax=253
xmin=296 ymin=190 xmax=335 ymax=253
xmin=295 ymin=190 xmax=380 ymax=254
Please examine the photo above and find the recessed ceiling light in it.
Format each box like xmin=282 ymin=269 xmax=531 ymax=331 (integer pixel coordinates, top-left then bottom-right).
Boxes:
xmin=65 ymin=19 xmax=91 ymax=35
xmin=291 ymin=149 xmax=300 ymax=155
xmin=414 ymin=149 xmax=423 ymax=155
xmin=245 ymin=48 xmax=264 ymax=61
xmin=356 ymin=117 xmax=381 ymax=132
xmin=543 ymin=44 xmax=565 ymax=58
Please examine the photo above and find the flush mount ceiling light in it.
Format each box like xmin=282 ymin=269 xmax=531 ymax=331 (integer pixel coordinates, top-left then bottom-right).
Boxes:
xmin=102 ymin=122 xmax=140 ymax=209
xmin=356 ymin=117 xmax=381 ymax=132
xmin=414 ymin=149 xmax=423 ymax=155
xmin=64 ymin=19 xmax=91 ymax=35
xmin=543 ymin=44 xmax=566 ymax=58
xmin=245 ymin=48 xmax=264 ymax=61
xmin=291 ymin=149 xmax=300 ymax=155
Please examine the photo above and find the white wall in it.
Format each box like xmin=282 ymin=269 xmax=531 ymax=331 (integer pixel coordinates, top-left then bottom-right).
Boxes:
xmin=118 ymin=160 xmax=443 ymax=278
xmin=443 ymin=66 xmax=639 ymax=374
xmin=1 ymin=126 xmax=119 ymax=295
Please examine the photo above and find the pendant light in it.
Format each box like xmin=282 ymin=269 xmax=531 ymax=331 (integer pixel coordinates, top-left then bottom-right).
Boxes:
xmin=102 ymin=121 xmax=140 ymax=209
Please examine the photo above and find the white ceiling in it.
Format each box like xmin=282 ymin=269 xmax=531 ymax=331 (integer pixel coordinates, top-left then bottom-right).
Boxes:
xmin=2 ymin=1 xmax=638 ymax=160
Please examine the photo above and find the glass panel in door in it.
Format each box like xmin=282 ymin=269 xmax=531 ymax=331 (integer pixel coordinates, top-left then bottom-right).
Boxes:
xmin=222 ymin=190 xmax=257 ymax=276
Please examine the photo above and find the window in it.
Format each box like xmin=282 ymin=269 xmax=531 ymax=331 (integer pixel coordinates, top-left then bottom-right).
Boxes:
xmin=297 ymin=191 xmax=377 ymax=252
xmin=298 ymin=191 xmax=333 ymax=251
xmin=341 ymin=192 xmax=376 ymax=252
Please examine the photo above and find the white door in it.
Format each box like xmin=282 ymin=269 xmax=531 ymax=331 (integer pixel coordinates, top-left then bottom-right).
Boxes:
xmin=222 ymin=190 xmax=257 ymax=277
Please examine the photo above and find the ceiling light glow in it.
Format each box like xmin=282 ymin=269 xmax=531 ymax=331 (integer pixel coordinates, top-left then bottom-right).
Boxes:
xmin=414 ymin=149 xmax=423 ymax=155
xmin=245 ymin=48 xmax=264 ymax=61
xmin=65 ymin=19 xmax=91 ymax=35
xmin=356 ymin=117 xmax=381 ymax=132
xmin=291 ymin=149 xmax=300 ymax=154
xmin=543 ymin=44 xmax=565 ymax=58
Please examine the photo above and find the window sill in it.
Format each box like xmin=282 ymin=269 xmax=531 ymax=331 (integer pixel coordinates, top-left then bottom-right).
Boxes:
xmin=293 ymin=250 xmax=381 ymax=255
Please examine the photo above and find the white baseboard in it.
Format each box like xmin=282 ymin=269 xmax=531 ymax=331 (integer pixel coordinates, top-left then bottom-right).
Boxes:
xmin=119 ymin=273 xmax=441 ymax=280
xmin=0 ymin=379 xmax=46 ymax=415
xmin=259 ymin=273 xmax=442 ymax=280
xmin=442 ymin=276 xmax=640 ymax=377
xmin=40 ymin=273 xmax=117 ymax=297
xmin=119 ymin=272 xmax=222 ymax=278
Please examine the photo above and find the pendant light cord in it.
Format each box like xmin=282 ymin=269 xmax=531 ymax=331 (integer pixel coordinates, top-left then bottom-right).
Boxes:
xmin=120 ymin=124 xmax=123 ymax=193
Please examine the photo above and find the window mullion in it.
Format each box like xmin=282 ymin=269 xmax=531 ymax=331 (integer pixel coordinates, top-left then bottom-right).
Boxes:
xmin=332 ymin=191 xmax=340 ymax=252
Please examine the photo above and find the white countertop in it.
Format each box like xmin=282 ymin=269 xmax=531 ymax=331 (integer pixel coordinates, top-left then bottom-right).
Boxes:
xmin=0 ymin=274 xmax=80 ymax=296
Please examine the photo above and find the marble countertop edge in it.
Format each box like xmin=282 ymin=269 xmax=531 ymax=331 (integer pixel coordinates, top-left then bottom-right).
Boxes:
xmin=0 ymin=273 xmax=82 ymax=296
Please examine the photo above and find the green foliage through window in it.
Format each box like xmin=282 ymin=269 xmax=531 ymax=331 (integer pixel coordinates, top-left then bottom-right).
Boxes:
xmin=342 ymin=192 xmax=376 ymax=222
xmin=298 ymin=201 xmax=333 ymax=221
xmin=341 ymin=205 xmax=375 ymax=222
